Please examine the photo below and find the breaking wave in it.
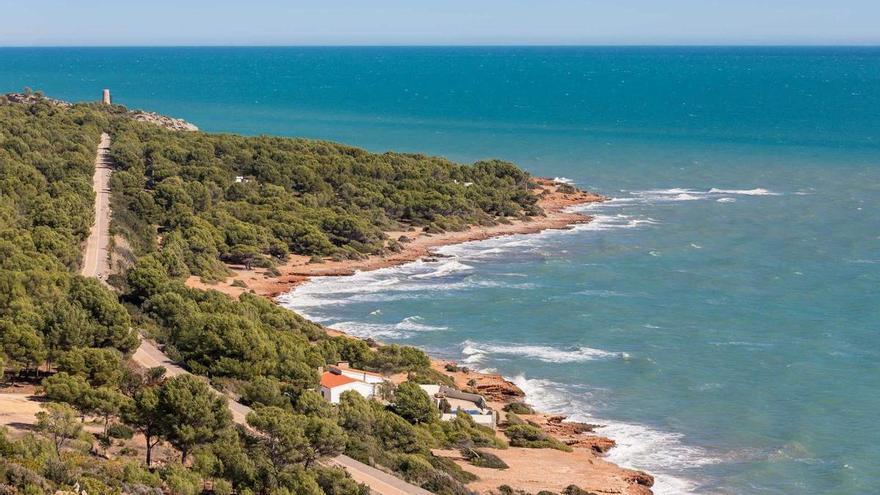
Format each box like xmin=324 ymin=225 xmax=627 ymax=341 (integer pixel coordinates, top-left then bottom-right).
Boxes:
xmin=411 ymin=260 xmax=473 ymax=279
xmin=277 ymin=259 xmax=503 ymax=311
xmin=619 ymin=186 xmax=781 ymax=203
xmin=707 ymin=187 xmax=780 ymax=196
xmin=332 ymin=315 xmax=447 ymax=339
xmin=461 ymin=340 xmax=629 ymax=364
xmin=511 ymin=375 xmax=718 ymax=495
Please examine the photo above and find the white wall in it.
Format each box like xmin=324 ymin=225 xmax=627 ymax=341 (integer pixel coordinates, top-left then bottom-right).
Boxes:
xmin=322 ymin=381 xmax=376 ymax=404
xmin=339 ymin=369 xmax=385 ymax=384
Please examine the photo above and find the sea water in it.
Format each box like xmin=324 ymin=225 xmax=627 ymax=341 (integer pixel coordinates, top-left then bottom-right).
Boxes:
xmin=3 ymin=47 xmax=877 ymax=494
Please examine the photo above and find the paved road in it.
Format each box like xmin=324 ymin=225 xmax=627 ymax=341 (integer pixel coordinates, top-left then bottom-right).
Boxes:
xmin=83 ymin=135 xmax=428 ymax=495
xmin=331 ymin=455 xmax=433 ymax=495
xmin=81 ymin=133 xmax=112 ymax=281
xmin=133 ymin=336 xmax=429 ymax=493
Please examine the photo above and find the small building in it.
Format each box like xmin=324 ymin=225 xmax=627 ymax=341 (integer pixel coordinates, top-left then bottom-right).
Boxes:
xmin=333 ymin=361 xmax=385 ymax=385
xmin=419 ymin=384 xmax=497 ymax=429
xmin=319 ymin=363 xmax=385 ymax=404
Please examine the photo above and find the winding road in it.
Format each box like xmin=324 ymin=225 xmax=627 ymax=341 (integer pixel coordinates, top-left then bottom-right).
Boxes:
xmin=82 ymin=133 xmax=429 ymax=495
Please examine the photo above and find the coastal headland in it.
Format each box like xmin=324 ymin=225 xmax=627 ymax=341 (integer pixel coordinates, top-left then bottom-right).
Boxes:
xmin=186 ymin=179 xmax=605 ymax=299
xmin=1 ymin=92 xmax=652 ymax=495
xmin=187 ymin=181 xmax=656 ymax=495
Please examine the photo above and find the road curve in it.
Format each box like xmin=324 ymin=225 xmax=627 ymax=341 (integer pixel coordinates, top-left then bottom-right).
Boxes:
xmin=83 ymin=134 xmax=429 ymax=495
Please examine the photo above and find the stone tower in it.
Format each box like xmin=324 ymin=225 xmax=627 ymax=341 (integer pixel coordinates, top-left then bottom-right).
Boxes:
xmin=102 ymin=89 xmax=111 ymax=105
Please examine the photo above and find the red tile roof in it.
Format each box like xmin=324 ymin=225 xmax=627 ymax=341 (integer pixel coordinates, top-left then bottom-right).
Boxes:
xmin=320 ymin=371 xmax=358 ymax=389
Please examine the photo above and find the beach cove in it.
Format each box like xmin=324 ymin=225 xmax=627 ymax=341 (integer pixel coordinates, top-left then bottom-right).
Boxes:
xmin=4 ymin=46 xmax=878 ymax=494
xmin=184 ymin=179 xmax=661 ymax=494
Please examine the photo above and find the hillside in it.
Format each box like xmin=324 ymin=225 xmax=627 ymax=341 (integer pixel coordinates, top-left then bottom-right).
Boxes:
xmin=0 ymin=95 xmax=549 ymax=495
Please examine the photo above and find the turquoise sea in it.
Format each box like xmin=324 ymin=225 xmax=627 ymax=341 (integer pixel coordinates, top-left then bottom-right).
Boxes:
xmin=2 ymin=47 xmax=878 ymax=494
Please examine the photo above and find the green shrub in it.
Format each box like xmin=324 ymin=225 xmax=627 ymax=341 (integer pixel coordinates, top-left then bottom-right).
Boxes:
xmin=504 ymin=412 xmax=525 ymax=426
xmin=461 ymin=448 xmax=509 ymax=469
xmin=563 ymin=485 xmax=599 ymax=495
xmin=429 ymin=455 xmax=478 ymax=483
xmin=503 ymin=402 xmax=534 ymax=415
xmin=213 ymin=479 xmax=234 ymax=495
xmin=107 ymin=423 xmax=134 ymax=439
xmin=504 ymin=425 xmax=572 ymax=452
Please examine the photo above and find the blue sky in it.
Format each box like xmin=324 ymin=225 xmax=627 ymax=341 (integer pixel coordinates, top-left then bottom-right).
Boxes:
xmin=2 ymin=0 xmax=878 ymax=46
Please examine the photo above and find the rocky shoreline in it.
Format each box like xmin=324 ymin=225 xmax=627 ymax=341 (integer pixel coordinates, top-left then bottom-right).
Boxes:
xmin=421 ymin=358 xmax=654 ymax=494
xmin=188 ymin=179 xmax=656 ymax=494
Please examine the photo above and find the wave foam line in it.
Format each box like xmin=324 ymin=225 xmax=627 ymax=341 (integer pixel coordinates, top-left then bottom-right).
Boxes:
xmin=332 ymin=315 xmax=447 ymax=339
xmin=510 ymin=375 xmax=718 ymax=495
xmin=461 ymin=339 xmax=629 ymax=364
xmin=623 ymin=186 xmax=781 ymax=203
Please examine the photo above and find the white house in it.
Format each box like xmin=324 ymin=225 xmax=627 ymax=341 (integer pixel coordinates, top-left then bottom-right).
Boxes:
xmin=319 ymin=363 xmax=386 ymax=404
xmin=419 ymin=384 xmax=497 ymax=429
xmin=333 ymin=362 xmax=385 ymax=385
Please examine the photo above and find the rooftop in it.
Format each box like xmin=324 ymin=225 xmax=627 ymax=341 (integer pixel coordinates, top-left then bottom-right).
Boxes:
xmin=333 ymin=363 xmax=383 ymax=378
xmin=320 ymin=371 xmax=358 ymax=389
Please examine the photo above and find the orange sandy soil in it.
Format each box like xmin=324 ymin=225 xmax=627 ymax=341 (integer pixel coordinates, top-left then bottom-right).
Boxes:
xmin=186 ymin=179 xmax=605 ymax=299
xmin=0 ymin=392 xmax=44 ymax=432
xmin=183 ymin=179 xmax=654 ymax=494
xmin=434 ymin=447 xmax=652 ymax=495
xmin=417 ymin=360 xmax=654 ymax=495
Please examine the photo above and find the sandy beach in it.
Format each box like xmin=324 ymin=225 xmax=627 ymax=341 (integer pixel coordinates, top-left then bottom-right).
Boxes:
xmin=186 ymin=178 xmax=655 ymax=494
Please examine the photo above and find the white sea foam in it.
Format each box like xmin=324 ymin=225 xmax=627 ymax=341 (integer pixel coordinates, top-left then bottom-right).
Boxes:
xmin=553 ymin=176 xmax=574 ymax=184
xmin=569 ymin=214 xmax=659 ymax=232
xmin=332 ymin=315 xmax=447 ymax=339
xmin=434 ymin=234 xmax=543 ymax=259
xmin=673 ymin=193 xmax=702 ymax=201
xmin=622 ymin=186 xmax=780 ymax=203
xmin=461 ymin=340 xmax=628 ymax=363
xmin=411 ymin=260 xmax=473 ymax=279
xmin=277 ymin=259 xmax=507 ymax=311
xmin=574 ymin=289 xmax=627 ymax=297
xmin=707 ymin=187 xmax=780 ymax=196
xmin=510 ymin=375 xmax=717 ymax=495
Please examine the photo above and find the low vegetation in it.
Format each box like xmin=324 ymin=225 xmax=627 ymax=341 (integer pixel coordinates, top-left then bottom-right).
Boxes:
xmin=502 ymin=402 xmax=535 ymax=415
xmin=461 ymin=448 xmax=509 ymax=469
xmin=504 ymin=424 xmax=572 ymax=452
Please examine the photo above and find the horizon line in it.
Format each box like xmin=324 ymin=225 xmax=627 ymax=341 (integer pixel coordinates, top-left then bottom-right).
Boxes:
xmin=2 ymin=43 xmax=880 ymax=49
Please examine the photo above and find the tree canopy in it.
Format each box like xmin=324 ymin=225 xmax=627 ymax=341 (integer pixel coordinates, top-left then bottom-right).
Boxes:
xmin=0 ymin=99 xmax=136 ymax=381
xmin=1 ymin=95 xmax=536 ymax=495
